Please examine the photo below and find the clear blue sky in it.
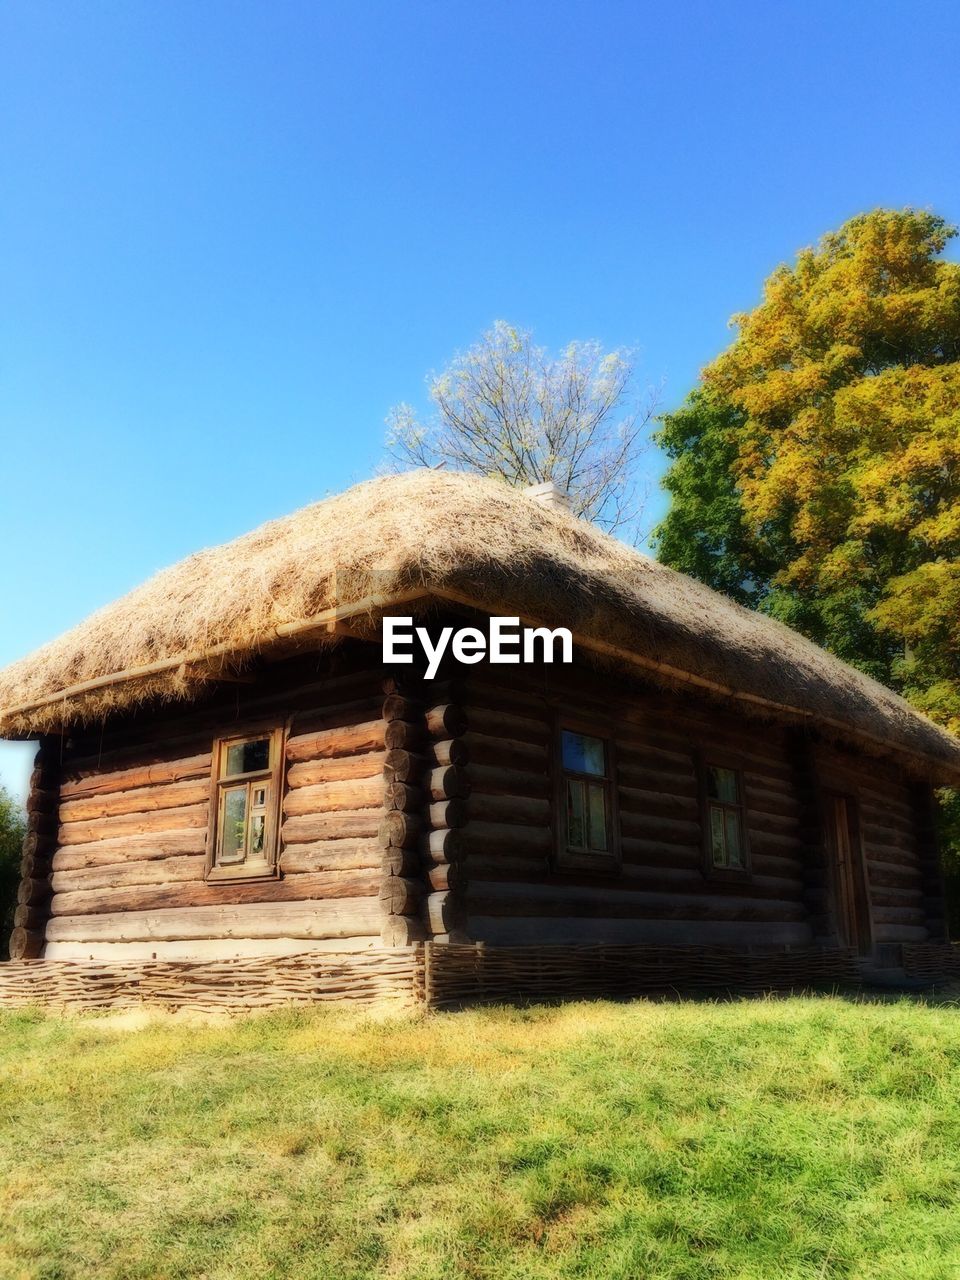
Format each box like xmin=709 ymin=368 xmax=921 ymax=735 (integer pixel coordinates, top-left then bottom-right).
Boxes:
xmin=1 ymin=0 xmax=958 ymax=797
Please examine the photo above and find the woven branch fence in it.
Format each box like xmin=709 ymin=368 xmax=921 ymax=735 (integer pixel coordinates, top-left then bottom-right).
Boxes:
xmin=902 ymin=943 xmax=960 ymax=983
xmin=0 ymin=948 xmax=424 ymax=1014
xmin=423 ymin=943 xmax=860 ymax=1007
xmin=0 ymin=942 xmax=865 ymax=1013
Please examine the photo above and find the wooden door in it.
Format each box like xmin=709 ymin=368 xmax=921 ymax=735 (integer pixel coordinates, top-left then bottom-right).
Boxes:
xmin=826 ymin=794 xmax=872 ymax=954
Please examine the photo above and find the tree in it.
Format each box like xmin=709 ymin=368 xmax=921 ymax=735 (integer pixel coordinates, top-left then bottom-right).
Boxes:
xmin=0 ymin=785 xmax=25 ymax=960
xmin=386 ymin=321 xmax=655 ymax=536
xmin=654 ymin=208 xmax=960 ymax=721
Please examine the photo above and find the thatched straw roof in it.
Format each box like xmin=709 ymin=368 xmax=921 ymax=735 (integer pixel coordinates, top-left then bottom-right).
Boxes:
xmin=2 ymin=470 xmax=958 ymax=781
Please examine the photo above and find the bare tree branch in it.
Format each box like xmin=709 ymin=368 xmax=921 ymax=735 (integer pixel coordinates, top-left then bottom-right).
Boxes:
xmin=385 ymin=322 xmax=657 ymax=539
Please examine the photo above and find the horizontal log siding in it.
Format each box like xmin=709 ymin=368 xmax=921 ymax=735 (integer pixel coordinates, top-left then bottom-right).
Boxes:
xmin=463 ymin=664 xmax=816 ymax=947
xmin=813 ymin=744 xmax=932 ymax=945
xmin=45 ymin=647 xmax=386 ymax=960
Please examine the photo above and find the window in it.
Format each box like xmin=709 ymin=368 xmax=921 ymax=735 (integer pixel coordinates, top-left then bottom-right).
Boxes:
xmin=556 ymin=727 xmax=619 ymax=869
xmin=207 ymin=729 xmax=283 ymax=880
xmin=703 ymin=763 xmax=748 ymax=872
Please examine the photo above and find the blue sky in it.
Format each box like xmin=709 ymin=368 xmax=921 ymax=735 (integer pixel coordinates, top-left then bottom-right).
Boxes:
xmin=1 ymin=0 xmax=958 ymax=797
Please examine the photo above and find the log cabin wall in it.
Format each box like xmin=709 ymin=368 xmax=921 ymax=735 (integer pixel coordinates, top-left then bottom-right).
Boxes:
xmin=9 ymin=633 xmax=945 ymax=968
xmin=40 ymin=644 xmax=389 ymax=961
xmin=459 ymin=659 xmax=941 ymax=952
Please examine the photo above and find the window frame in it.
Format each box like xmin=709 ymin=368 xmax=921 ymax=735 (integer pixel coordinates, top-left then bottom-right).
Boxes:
xmin=552 ymin=716 xmax=621 ymax=873
xmin=205 ymin=725 xmax=286 ymax=883
xmin=697 ymin=753 xmax=752 ymax=879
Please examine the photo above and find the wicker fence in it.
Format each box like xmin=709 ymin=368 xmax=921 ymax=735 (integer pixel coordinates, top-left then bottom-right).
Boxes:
xmin=0 ymin=942 xmax=865 ymax=1013
xmin=0 ymin=948 xmax=424 ymax=1014
xmin=424 ymin=943 xmax=860 ymax=1007
xmin=902 ymin=943 xmax=960 ymax=983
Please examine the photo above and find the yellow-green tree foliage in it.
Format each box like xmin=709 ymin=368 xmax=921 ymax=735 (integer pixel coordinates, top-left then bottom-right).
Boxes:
xmin=657 ymin=209 xmax=960 ymax=733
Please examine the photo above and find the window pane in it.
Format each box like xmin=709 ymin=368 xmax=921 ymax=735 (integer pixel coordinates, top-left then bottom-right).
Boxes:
xmin=587 ymin=783 xmax=608 ymax=851
xmin=707 ymin=766 xmax=739 ymax=804
xmin=710 ymin=804 xmax=726 ymax=866
xmin=249 ymin=813 xmax=266 ymax=857
xmin=566 ymin=779 xmax=586 ymax=848
xmin=224 ymin=738 xmax=270 ymax=777
xmin=220 ymin=787 xmax=247 ymax=864
xmin=561 ymin=731 xmax=605 ymax=776
xmin=724 ymin=809 xmax=744 ymax=867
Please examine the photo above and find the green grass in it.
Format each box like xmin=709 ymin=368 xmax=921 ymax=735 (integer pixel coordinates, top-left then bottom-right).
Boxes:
xmin=2 ymin=995 xmax=960 ymax=1279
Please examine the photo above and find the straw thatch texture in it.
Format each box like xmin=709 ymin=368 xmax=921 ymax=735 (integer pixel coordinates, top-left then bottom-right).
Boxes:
xmin=1 ymin=469 xmax=958 ymax=778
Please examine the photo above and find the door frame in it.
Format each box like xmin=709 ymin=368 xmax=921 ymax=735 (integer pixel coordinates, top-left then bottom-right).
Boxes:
xmin=824 ymin=790 xmax=874 ymax=955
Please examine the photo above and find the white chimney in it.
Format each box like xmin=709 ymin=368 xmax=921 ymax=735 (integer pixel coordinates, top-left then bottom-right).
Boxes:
xmin=523 ymin=480 xmax=572 ymax=513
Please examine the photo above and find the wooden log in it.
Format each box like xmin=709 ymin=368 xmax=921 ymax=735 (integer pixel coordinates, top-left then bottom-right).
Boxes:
xmin=280 ymin=839 xmax=381 ymax=874
xmin=52 ymin=828 xmax=207 ymax=871
xmin=378 ymin=811 xmax=423 ymax=849
xmin=288 ymin=696 xmax=385 ymax=738
xmin=282 ymin=776 xmax=383 ymax=816
xmin=383 ymin=750 xmax=427 ymax=785
xmin=618 ymin=812 xmax=700 ymax=844
xmin=286 ymin=719 xmax=384 ymax=763
xmin=425 ymin=828 xmax=466 ymax=863
xmin=17 ymin=878 xmax=52 ymax=907
xmin=59 ymin=753 xmax=212 ymax=800
xmin=380 ymin=914 xmax=427 ymax=946
xmin=45 ymin=897 xmax=384 ymax=943
xmin=59 ymin=779 xmax=209 ymax=823
xmin=430 ymin=799 xmax=468 ymax=830
xmin=286 ymin=751 xmax=386 ymax=788
xmin=58 ymin=804 xmax=208 ymax=846
xmin=385 ymin=781 xmax=421 ymax=812
xmin=50 ymin=868 xmax=381 ymax=918
xmin=427 ymin=862 xmax=465 ymax=893
xmin=382 ymin=694 xmax=422 ymax=722
xmin=51 ymin=854 xmax=206 ymax=895
xmin=20 ymin=830 xmax=55 ymax=863
xmin=20 ymin=852 xmax=53 ymax=880
xmin=282 ymin=810 xmax=381 ymax=844
xmin=25 ymin=789 xmax=59 ymax=815
xmin=617 ymin=786 xmax=699 ymax=819
xmin=381 ymin=848 xmax=421 ymax=878
xmin=379 ymin=877 xmax=421 ymax=915
xmin=25 ymin=812 xmax=58 ymax=840
xmin=425 ymin=890 xmax=459 ymax=933
xmin=430 ymin=739 xmax=468 ymax=768
xmin=8 ymin=928 xmax=43 ymax=959
xmin=468 ymin=794 xmax=550 ymax=827
xmin=463 ymin=731 xmax=546 ymax=771
xmin=384 ymin=720 xmax=425 ymax=751
xmin=466 ymin=881 xmax=807 ymax=921
xmin=616 ymin=761 xmax=698 ymax=796
xmin=466 ymin=821 xmax=553 ymax=856
xmin=14 ymin=904 xmax=47 ymax=930
xmin=465 ymin=916 xmax=813 ymax=947
xmin=425 ymin=704 xmax=468 ymax=739
xmin=429 ymin=766 xmax=471 ymax=801
xmin=469 ymin=763 xmax=549 ymax=798
xmin=462 ymin=706 xmax=544 ymax=744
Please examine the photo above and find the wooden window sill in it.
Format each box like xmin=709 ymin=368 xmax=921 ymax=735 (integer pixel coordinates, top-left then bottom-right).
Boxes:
xmin=553 ymin=852 xmax=622 ymax=875
xmin=205 ymin=865 xmax=280 ymax=885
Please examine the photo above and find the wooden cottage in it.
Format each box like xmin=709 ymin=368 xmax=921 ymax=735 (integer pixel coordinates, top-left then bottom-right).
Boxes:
xmin=2 ymin=470 xmax=958 ymax=1008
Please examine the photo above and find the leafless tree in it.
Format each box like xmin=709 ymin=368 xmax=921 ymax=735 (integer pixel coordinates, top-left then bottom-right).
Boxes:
xmin=385 ymin=321 xmax=656 ymax=537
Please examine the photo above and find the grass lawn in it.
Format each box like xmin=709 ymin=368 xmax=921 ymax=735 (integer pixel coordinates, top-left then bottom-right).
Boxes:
xmin=2 ymin=995 xmax=960 ymax=1279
